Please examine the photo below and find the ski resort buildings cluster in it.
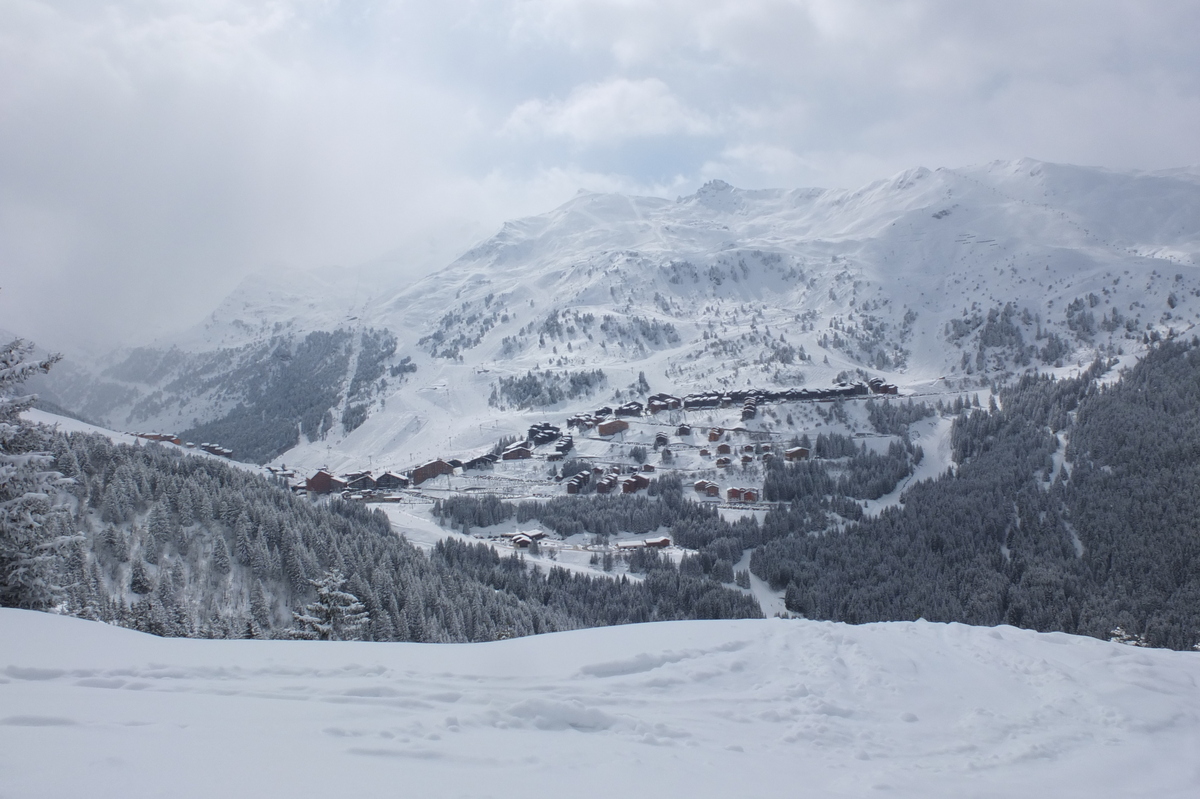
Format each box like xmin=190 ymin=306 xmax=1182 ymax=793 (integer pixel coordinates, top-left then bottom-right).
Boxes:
xmin=290 ymin=378 xmax=896 ymax=504
xmin=133 ymin=378 xmax=895 ymax=514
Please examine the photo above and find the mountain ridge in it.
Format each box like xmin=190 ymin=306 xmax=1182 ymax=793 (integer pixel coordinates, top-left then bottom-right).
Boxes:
xmin=30 ymin=158 xmax=1200 ymax=475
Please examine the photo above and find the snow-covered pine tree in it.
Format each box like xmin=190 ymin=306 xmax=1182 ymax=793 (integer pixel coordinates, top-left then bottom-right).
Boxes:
xmin=0 ymin=338 xmax=71 ymax=609
xmin=291 ymin=569 xmax=370 ymax=641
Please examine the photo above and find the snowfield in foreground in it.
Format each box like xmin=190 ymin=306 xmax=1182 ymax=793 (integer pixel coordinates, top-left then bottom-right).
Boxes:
xmin=2 ymin=611 xmax=1198 ymax=798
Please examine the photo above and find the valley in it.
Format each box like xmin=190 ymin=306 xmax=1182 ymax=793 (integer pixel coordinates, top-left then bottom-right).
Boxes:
xmin=9 ymin=159 xmax=1200 ymax=649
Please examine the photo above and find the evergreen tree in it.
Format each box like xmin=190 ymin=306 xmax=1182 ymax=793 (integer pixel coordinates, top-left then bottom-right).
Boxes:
xmin=130 ymin=559 xmax=154 ymax=594
xmin=212 ymin=536 xmax=231 ymax=574
xmin=0 ymin=338 xmax=71 ymax=609
xmin=291 ymin=569 xmax=370 ymax=641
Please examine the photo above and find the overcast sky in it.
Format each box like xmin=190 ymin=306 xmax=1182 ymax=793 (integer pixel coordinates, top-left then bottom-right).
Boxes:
xmin=3 ymin=0 xmax=1199 ymax=353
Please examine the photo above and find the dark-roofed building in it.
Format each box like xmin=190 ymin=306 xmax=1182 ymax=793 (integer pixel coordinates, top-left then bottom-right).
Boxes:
xmin=463 ymin=454 xmax=498 ymax=471
xmin=528 ymin=422 xmax=561 ymax=445
xmin=622 ymin=474 xmax=650 ymax=493
xmin=375 ymin=472 xmax=409 ymax=490
xmin=647 ymin=393 xmax=682 ymax=413
xmin=595 ymin=474 xmax=619 ymax=494
xmin=343 ymin=471 xmax=376 ymax=491
xmin=615 ymin=401 xmax=643 ymax=417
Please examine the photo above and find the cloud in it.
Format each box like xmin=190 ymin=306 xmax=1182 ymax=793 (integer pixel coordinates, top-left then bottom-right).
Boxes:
xmin=504 ymin=78 xmax=713 ymax=145
xmin=1 ymin=1 xmax=1198 ymax=353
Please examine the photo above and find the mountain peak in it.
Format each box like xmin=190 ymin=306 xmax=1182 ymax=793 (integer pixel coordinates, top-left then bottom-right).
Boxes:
xmin=678 ymin=178 xmax=746 ymax=213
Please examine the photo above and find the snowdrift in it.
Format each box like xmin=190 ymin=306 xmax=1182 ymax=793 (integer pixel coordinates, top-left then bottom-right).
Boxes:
xmin=2 ymin=609 xmax=1198 ymax=798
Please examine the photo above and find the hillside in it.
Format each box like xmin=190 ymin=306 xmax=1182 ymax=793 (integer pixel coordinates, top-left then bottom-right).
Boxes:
xmin=28 ymin=422 xmax=757 ymax=640
xmin=35 ymin=159 xmax=1200 ymax=478
xmin=3 ymin=609 xmax=1198 ymax=799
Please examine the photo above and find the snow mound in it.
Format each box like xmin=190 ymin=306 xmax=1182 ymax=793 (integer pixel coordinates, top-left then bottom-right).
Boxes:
xmin=3 ymin=609 xmax=1198 ymax=798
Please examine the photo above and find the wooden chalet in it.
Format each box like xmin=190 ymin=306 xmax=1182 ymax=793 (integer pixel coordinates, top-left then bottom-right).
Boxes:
xmin=622 ymin=474 xmax=650 ymax=494
xmin=708 ymin=427 xmax=724 ymax=442
xmin=595 ymin=474 xmax=619 ymax=494
xmin=463 ymin=454 xmax=498 ymax=471
xmin=715 ymin=457 xmax=732 ymax=467
xmin=742 ymin=489 xmax=759 ymax=502
xmin=716 ymin=443 xmax=732 ymax=455
xmin=705 ymin=483 xmax=721 ymax=497
xmin=411 ymin=459 xmax=454 ymax=485
xmin=306 ymin=470 xmax=347 ymax=494
xmin=676 ymin=424 xmax=692 ymax=436
xmin=615 ymin=401 xmax=643 ymax=417
xmin=727 ymin=487 xmax=744 ymax=502
xmin=597 ymin=418 xmax=629 ymax=436
xmin=375 ymin=472 xmax=409 ymax=490
xmin=136 ymin=432 xmax=183 ymax=445
xmin=343 ymin=472 xmax=376 ymax=491
xmin=647 ymin=393 xmax=682 ymax=413
xmin=699 ymin=448 xmax=711 ymax=457
xmin=501 ymin=443 xmax=533 ymax=460
xmin=785 ymin=446 xmax=811 ymax=461
xmin=528 ymin=422 xmax=561 ymax=445
xmin=567 ymin=413 xmax=598 ymax=430
xmin=644 ymin=536 xmax=670 ymax=548
xmin=741 ymin=454 xmax=754 ymax=464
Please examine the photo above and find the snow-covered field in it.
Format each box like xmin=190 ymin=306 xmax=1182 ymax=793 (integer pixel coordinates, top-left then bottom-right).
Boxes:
xmin=3 ymin=609 xmax=1198 ymax=798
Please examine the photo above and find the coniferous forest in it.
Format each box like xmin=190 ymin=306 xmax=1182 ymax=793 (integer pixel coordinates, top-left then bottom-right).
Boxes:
xmin=441 ymin=341 xmax=1200 ymax=650
xmin=30 ymin=432 xmax=759 ymax=641
xmin=5 ymin=338 xmax=1200 ymax=649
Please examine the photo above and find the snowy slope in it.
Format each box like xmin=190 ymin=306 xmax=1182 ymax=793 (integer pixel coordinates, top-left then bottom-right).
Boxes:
xmin=41 ymin=159 xmax=1200 ymax=477
xmin=3 ymin=609 xmax=1199 ymax=798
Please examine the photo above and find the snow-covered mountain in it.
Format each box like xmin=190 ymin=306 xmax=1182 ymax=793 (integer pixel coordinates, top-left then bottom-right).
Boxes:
xmin=4 ymin=608 xmax=1199 ymax=798
xmin=38 ymin=159 xmax=1200 ymax=475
